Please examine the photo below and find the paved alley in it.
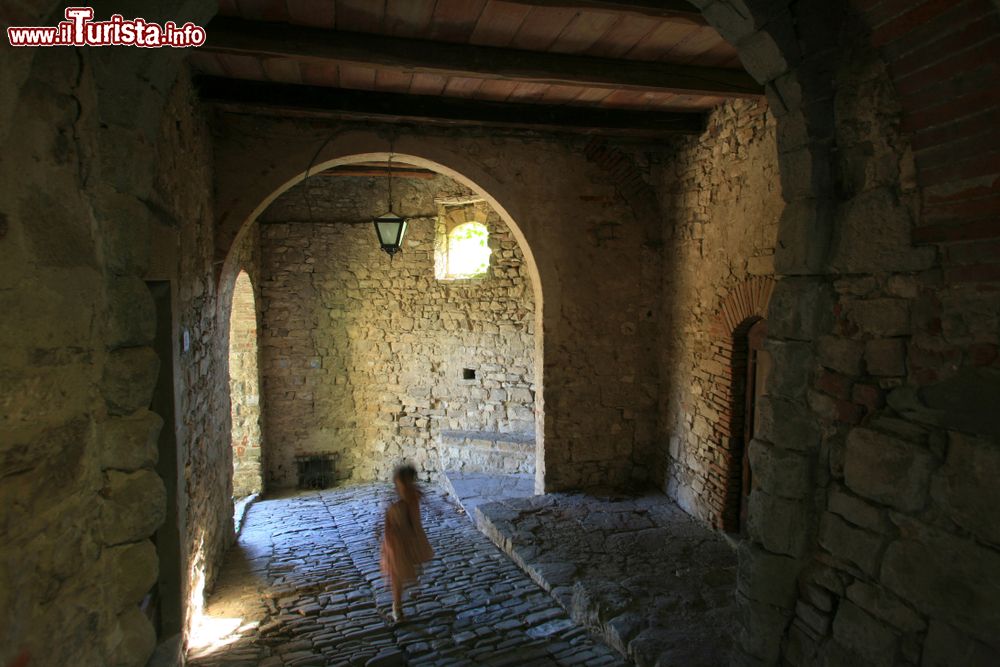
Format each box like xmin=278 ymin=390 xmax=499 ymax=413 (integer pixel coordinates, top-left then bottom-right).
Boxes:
xmin=187 ymin=485 xmax=629 ymax=667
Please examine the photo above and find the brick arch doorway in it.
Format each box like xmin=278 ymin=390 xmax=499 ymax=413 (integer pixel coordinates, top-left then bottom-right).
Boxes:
xmin=228 ymin=270 xmax=263 ymax=502
xmin=216 ymin=143 xmax=547 ymax=493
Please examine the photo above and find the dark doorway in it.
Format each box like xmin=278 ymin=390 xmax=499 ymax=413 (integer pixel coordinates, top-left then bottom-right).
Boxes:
xmin=739 ymin=319 xmax=771 ymax=534
xmin=147 ymin=281 xmax=184 ymax=649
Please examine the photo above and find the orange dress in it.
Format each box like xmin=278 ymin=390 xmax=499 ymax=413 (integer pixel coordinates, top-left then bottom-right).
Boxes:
xmin=380 ymin=495 xmax=434 ymax=587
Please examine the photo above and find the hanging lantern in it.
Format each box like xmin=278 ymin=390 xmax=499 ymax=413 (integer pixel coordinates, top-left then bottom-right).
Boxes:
xmin=373 ymin=211 xmax=408 ymax=256
xmin=373 ymin=153 xmax=408 ymax=256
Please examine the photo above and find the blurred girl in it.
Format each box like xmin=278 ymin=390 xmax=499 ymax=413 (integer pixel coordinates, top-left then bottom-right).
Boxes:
xmin=380 ymin=464 xmax=433 ymax=622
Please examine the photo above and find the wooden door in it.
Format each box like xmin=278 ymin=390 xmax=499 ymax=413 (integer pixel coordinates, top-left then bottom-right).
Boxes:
xmin=740 ymin=319 xmax=770 ymax=533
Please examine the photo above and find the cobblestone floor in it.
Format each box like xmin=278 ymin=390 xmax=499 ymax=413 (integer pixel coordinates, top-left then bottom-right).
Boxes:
xmin=187 ymin=485 xmax=629 ymax=667
xmin=476 ymin=492 xmax=738 ymax=667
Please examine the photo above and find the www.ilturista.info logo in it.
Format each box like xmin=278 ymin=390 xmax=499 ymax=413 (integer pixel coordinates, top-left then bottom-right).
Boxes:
xmin=7 ymin=7 xmax=206 ymax=48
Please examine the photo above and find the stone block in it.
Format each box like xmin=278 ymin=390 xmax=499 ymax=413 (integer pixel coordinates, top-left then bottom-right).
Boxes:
xmin=831 ymin=601 xmax=899 ymax=666
xmin=747 ymin=253 xmax=774 ymax=276
xmin=748 ymin=438 xmax=812 ymax=499
xmin=767 ymin=278 xmax=834 ymax=341
xmin=817 ymin=336 xmax=863 ymax=375
xmin=100 ymin=409 xmax=163 ymax=471
xmin=98 ymin=124 xmax=158 ymax=199
xmin=736 ymin=540 xmax=799 ymax=609
xmin=106 ymin=275 xmax=156 ymax=349
xmin=745 ymin=9 xmax=800 ymax=79
xmin=843 ymin=427 xmax=933 ymax=512
xmin=748 ymin=490 xmax=810 ymax=557
xmin=921 ymin=620 xmax=999 ymax=667
xmin=828 ymin=188 xmax=935 ymax=273
xmin=827 ymin=485 xmax=884 ymax=532
xmin=930 ymin=432 xmax=1000 ymax=546
xmin=107 ymin=539 xmax=158 ymax=609
xmin=92 ymin=190 xmax=155 ymax=276
xmin=818 ymin=512 xmax=882 ymax=576
xmin=754 ymin=396 xmax=822 ymax=452
xmin=701 ymin=2 xmax=757 ymax=44
xmin=794 ymin=600 xmax=830 ymax=636
xmin=864 ymin=338 xmax=906 ymax=377
xmin=778 ymin=142 xmax=833 ymax=203
xmin=842 ymin=299 xmax=910 ymax=337
xmin=762 ymin=339 xmax=814 ymax=400
xmin=919 ymin=368 xmax=1000 ymax=437
xmin=108 ymin=605 xmax=156 ymax=667
xmin=881 ymin=519 xmax=1000 ymax=643
xmin=736 ymin=593 xmax=791 ymax=664
xmin=101 ymin=347 xmax=160 ymax=416
xmin=846 ymin=581 xmax=924 ymax=633
xmin=101 ymin=469 xmax=166 ymax=545
xmin=773 ymin=198 xmax=834 ymax=276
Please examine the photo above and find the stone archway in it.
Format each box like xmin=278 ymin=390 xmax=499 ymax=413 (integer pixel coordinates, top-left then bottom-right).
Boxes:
xmin=215 ymin=139 xmax=548 ymax=494
xmin=227 ymin=270 xmax=263 ymax=501
xmin=704 ymin=277 xmax=776 ymax=533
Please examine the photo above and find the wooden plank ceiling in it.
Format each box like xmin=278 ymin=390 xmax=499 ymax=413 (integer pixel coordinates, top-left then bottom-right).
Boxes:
xmin=192 ymin=0 xmax=759 ymax=136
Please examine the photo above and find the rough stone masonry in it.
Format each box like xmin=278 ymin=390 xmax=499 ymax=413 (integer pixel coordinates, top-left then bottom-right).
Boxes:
xmin=258 ymin=173 xmax=537 ymax=487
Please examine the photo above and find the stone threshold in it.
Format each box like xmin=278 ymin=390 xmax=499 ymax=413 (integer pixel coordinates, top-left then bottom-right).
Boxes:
xmin=438 ymin=470 xmax=534 ymax=524
xmin=473 ymin=491 xmax=739 ymax=667
xmin=233 ymin=492 xmax=259 ymax=536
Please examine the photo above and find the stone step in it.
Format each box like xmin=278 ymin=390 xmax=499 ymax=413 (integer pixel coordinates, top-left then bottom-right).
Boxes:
xmin=437 ymin=430 xmax=535 ymax=475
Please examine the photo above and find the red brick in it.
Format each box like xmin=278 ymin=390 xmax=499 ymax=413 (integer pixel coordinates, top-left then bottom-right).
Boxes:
xmin=853 ymin=0 xmax=911 ymax=27
xmin=872 ymin=0 xmax=976 ymax=46
xmin=852 ymin=384 xmax=885 ymax=412
xmin=922 ymin=192 xmax=1000 ymax=226
xmin=900 ymin=64 xmax=999 ymax=119
xmin=816 ymin=370 xmax=854 ymax=400
xmin=912 ymin=109 xmax=1000 ymax=152
xmin=835 ymin=400 xmax=866 ymax=425
xmin=944 ymin=262 xmax=1000 ymax=283
xmin=924 ymin=183 xmax=1000 ymax=216
xmin=879 ymin=0 xmax=990 ymax=60
xmin=915 ymin=124 xmax=1000 ymax=170
xmin=895 ymin=38 xmax=1000 ymax=98
xmin=889 ymin=16 xmax=1000 ymax=79
xmin=945 ymin=238 xmax=1000 ymax=264
xmin=917 ymin=151 xmax=1000 ymax=188
xmin=903 ymin=86 xmax=1000 ymax=135
xmin=969 ymin=343 xmax=999 ymax=366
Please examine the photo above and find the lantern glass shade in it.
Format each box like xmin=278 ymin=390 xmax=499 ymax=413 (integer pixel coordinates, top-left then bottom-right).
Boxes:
xmin=373 ymin=212 xmax=408 ymax=256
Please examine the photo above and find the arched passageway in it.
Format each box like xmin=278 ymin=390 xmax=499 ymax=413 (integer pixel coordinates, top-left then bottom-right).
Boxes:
xmin=218 ymin=148 xmax=548 ymax=494
xmin=227 ymin=270 xmax=263 ymax=502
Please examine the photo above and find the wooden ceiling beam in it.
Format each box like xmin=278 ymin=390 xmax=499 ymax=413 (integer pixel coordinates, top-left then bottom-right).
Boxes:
xmin=507 ymin=0 xmax=707 ymax=22
xmin=200 ymin=17 xmax=761 ymax=98
xmin=196 ymin=76 xmax=706 ymax=137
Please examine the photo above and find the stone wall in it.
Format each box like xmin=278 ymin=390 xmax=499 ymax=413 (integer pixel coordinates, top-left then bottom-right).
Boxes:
xmin=653 ymin=99 xmax=783 ymax=527
xmin=686 ymin=4 xmax=1000 ymax=663
xmin=763 ymin=30 xmax=1000 ymax=665
xmin=0 ymin=1 xmax=216 ymax=662
xmin=229 ymin=269 xmax=263 ymax=499
xmin=214 ymin=120 xmax=662 ymax=492
xmin=156 ymin=75 xmax=236 ymax=644
xmin=258 ymin=174 xmax=535 ymax=486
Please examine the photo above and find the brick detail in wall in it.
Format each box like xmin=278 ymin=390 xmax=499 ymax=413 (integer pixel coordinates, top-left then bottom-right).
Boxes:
xmin=584 ymin=138 xmax=662 ymax=244
xmin=704 ymin=276 xmax=775 ymax=531
xmin=852 ymin=0 xmax=1000 ymax=279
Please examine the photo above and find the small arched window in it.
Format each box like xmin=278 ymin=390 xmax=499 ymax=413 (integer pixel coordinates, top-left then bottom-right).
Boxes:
xmin=438 ymin=221 xmax=491 ymax=280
